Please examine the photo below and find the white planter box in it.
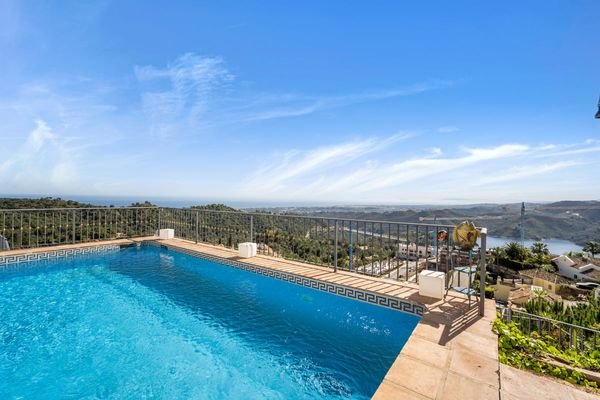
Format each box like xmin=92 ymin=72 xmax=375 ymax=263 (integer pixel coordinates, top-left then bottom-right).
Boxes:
xmin=158 ymin=229 xmax=175 ymax=239
xmin=238 ymin=242 xmax=257 ymax=258
xmin=419 ymin=270 xmax=446 ymax=299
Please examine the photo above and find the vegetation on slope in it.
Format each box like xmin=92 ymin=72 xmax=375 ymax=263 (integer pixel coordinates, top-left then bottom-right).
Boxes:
xmin=190 ymin=203 xmax=238 ymax=212
xmin=523 ymin=294 xmax=600 ymax=330
xmin=0 ymin=197 xmax=95 ymax=209
xmin=494 ymin=293 xmax=600 ymax=389
xmin=128 ymin=201 xmax=157 ymax=207
xmin=494 ymin=318 xmax=600 ymax=389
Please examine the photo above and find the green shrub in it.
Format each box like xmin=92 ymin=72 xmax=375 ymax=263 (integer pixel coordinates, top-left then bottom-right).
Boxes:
xmin=493 ymin=317 xmax=599 ymax=389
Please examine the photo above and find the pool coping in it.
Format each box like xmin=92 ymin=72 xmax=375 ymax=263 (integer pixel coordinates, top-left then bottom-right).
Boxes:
xmin=0 ymin=238 xmax=144 ymax=265
xmin=0 ymin=237 xmax=501 ymax=399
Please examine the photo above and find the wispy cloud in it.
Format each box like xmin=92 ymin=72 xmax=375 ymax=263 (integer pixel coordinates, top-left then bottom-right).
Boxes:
xmin=244 ymin=133 xmax=412 ymax=193
xmin=344 ymin=144 xmax=530 ymax=192
xmin=1 ymin=82 xmax=116 ymax=124
xmin=134 ymin=53 xmax=456 ymax=131
xmin=0 ymin=78 xmax=152 ymax=195
xmin=437 ymin=126 xmax=460 ymax=133
xmin=476 ymin=161 xmax=580 ymax=184
xmin=429 ymin=147 xmax=443 ymax=157
xmin=135 ymin=53 xmax=235 ymax=137
xmin=240 ymin=80 xmax=455 ymax=122
xmin=539 ymin=145 xmax=600 ymax=158
xmin=0 ymin=120 xmax=78 ymax=192
xmin=239 ymin=138 xmax=595 ymax=202
xmin=0 ymin=51 xmax=458 ymax=198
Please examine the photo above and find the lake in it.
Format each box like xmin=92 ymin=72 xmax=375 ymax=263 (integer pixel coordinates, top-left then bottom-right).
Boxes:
xmin=484 ymin=236 xmax=582 ymax=255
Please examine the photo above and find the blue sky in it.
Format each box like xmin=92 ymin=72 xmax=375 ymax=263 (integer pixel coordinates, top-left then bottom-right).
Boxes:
xmin=0 ymin=1 xmax=598 ymax=204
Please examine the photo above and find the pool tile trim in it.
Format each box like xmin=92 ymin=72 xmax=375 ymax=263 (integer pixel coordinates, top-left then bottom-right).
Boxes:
xmin=0 ymin=243 xmax=121 ymax=265
xmin=148 ymin=241 xmax=425 ymax=317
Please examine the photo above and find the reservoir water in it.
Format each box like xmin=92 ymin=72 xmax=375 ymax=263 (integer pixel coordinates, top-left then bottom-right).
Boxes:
xmin=484 ymin=236 xmax=582 ymax=255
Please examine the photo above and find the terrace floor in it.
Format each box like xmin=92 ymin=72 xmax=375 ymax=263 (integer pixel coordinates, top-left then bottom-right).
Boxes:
xmin=3 ymin=237 xmax=598 ymax=400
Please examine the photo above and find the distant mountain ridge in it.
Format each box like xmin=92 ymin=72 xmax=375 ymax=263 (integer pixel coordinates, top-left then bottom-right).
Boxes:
xmin=253 ymin=201 xmax=600 ymax=247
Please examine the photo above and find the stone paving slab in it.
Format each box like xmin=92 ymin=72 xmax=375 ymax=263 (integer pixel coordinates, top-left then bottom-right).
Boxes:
xmin=500 ymin=364 xmax=599 ymax=400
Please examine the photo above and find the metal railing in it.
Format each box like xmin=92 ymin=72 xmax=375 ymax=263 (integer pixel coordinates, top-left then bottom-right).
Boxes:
xmin=1 ymin=206 xmax=488 ymax=313
xmin=0 ymin=207 xmax=159 ymax=249
xmin=157 ymin=208 xmax=482 ymax=278
xmin=499 ymin=306 xmax=600 ymax=354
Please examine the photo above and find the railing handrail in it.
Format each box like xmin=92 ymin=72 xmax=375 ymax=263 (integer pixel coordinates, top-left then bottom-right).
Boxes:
xmin=503 ymin=306 xmax=600 ymax=334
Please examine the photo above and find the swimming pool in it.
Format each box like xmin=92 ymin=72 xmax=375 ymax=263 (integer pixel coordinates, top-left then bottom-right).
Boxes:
xmin=0 ymin=244 xmax=420 ymax=399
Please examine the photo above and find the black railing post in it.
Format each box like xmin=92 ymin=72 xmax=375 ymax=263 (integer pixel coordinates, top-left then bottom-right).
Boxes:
xmin=195 ymin=212 xmax=199 ymax=244
xmin=250 ymin=215 xmax=253 ymax=242
xmin=157 ymin=208 xmax=161 ymax=234
xmin=349 ymin=221 xmax=353 ymax=272
xmin=479 ymin=228 xmax=487 ymax=317
xmin=415 ymin=225 xmax=419 ymax=284
xmin=72 ymin=210 xmax=76 ymax=243
xmin=334 ymin=220 xmax=338 ymax=272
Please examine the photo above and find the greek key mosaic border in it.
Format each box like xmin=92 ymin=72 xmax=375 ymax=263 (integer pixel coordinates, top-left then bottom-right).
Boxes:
xmin=0 ymin=244 xmax=121 ymax=265
xmin=149 ymin=242 xmax=424 ymax=317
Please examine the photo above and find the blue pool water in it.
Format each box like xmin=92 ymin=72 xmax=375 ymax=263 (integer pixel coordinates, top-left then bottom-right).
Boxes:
xmin=0 ymin=245 xmax=420 ymax=399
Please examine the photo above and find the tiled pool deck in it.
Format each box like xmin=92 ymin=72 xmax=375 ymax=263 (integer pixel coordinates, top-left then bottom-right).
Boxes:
xmin=2 ymin=237 xmax=597 ymax=400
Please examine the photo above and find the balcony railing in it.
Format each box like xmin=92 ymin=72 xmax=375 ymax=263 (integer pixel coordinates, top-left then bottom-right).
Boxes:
xmin=498 ymin=306 xmax=600 ymax=355
xmin=0 ymin=207 xmax=159 ymax=249
xmin=157 ymin=208 xmax=487 ymax=282
xmin=1 ymin=207 xmax=487 ymax=288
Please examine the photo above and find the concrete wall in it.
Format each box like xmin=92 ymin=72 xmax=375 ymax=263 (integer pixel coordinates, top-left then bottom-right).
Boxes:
xmin=532 ymin=277 xmax=559 ymax=294
xmin=494 ymin=283 xmax=514 ymax=303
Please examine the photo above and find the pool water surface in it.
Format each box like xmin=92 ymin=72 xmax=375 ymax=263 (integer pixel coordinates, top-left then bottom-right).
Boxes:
xmin=0 ymin=245 xmax=420 ymax=399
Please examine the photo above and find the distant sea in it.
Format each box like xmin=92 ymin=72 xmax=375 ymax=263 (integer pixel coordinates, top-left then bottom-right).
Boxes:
xmin=0 ymin=194 xmax=329 ymax=210
xmin=69 ymin=196 xmax=266 ymax=208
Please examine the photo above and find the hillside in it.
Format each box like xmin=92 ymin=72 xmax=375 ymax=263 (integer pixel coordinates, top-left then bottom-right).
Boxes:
xmin=253 ymin=201 xmax=600 ymax=246
xmin=0 ymin=197 xmax=96 ymax=209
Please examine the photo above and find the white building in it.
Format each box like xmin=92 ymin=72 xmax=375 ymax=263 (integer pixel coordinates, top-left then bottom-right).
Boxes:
xmin=551 ymin=255 xmax=600 ymax=282
xmin=397 ymin=243 xmax=433 ymax=259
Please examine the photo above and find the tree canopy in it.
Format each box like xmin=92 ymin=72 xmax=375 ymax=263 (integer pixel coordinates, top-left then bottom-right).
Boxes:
xmin=583 ymin=241 xmax=600 ymax=257
xmin=129 ymin=201 xmax=157 ymax=207
xmin=189 ymin=203 xmax=238 ymax=212
xmin=495 ymin=241 xmax=554 ymax=272
xmin=0 ymin=197 xmax=95 ymax=209
xmin=531 ymin=241 xmax=549 ymax=256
